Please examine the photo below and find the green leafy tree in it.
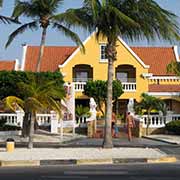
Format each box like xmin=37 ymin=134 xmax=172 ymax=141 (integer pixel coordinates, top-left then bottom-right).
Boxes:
xmin=4 ymin=74 xmax=65 ymax=149
xmin=84 ymin=80 xmax=123 ymax=116
xmin=113 ymin=80 xmax=124 ymax=115
xmin=6 ymin=0 xmax=84 ymax=72
xmin=0 ymin=71 xmax=64 ymax=100
xmin=84 ymin=80 xmax=106 ymax=116
xmin=135 ymin=93 xmax=165 ymax=135
xmin=67 ymin=0 xmax=180 ymax=148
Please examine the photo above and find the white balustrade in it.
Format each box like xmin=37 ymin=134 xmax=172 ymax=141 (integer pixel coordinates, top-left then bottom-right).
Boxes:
xmin=122 ymin=82 xmax=136 ymax=92
xmin=139 ymin=115 xmax=166 ymax=128
xmin=73 ymin=82 xmax=86 ymax=92
xmin=73 ymin=81 xmax=136 ymax=92
xmin=0 ymin=113 xmax=19 ymax=126
xmin=76 ymin=116 xmax=87 ymax=127
xmin=171 ymin=114 xmax=180 ymax=121
xmin=36 ymin=114 xmax=51 ymax=126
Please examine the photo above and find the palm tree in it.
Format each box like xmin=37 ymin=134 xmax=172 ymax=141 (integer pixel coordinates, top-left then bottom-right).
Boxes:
xmin=135 ymin=93 xmax=165 ymax=135
xmin=66 ymin=0 xmax=180 ymax=148
xmin=5 ymin=0 xmax=84 ymax=72
xmin=0 ymin=0 xmax=19 ymax=24
xmin=167 ymin=61 xmax=180 ymax=76
xmin=5 ymin=74 xmax=65 ymax=148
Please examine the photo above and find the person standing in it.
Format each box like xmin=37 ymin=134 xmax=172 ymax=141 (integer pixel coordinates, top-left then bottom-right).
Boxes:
xmin=126 ymin=112 xmax=135 ymax=141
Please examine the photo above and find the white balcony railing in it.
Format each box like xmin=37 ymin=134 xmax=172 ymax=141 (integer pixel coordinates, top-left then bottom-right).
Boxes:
xmin=73 ymin=82 xmax=86 ymax=92
xmin=73 ymin=81 xmax=136 ymax=92
xmin=122 ymin=82 xmax=136 ymax=92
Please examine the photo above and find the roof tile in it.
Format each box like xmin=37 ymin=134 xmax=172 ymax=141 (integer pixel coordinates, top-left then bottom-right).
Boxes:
xmin=24 ymin=46 xmax=76 ymax=72
xmin=0 ymin=61 xmax=16 ymax=71
xmin=131 ymin=47 xmax=176 ymax=76
xmin=149 ymin=84 xmax=180 ymax=92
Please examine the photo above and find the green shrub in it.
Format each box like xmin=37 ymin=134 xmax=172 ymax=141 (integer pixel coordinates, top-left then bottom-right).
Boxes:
xmin=0 ymin=118 xmax=21 ymax=131
xmin=2 ymin=125 xmax=21 ymax=131
xmin=165 ymin=120 xmax=180 ymax=135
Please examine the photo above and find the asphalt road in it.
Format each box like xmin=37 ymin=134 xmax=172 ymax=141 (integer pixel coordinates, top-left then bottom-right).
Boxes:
xmin=0 ymin=163 xmax=180 ymax=180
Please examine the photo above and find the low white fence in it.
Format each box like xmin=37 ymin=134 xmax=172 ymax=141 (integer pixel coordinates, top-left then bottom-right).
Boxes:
xmin=76 ymin=116 xmax=87 ymax=127
xmin=138 ymin=114 xmax=180 ymax=128
xmin=0 ymin=111 xmax=78 ymax=134
xmin=1 ymin=112 xmax=180 ymax=132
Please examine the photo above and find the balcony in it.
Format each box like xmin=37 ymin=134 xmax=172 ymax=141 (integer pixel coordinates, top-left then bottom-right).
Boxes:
xmin=122 ymin=82 xmax=136 ymax=92
xmin=73 ymin=82 xmax=87 ymax=92
xmin=73 ymin=81 xmax=136 ymax=92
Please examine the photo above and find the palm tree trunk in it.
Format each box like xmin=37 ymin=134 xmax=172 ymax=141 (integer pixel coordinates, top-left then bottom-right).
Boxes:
xmin=103 ymin=57 xmax=113 ymax=148
xmin=103 ymin=41 xmax=116 ymax=148
xmin=146 ymin=110 xmax=151 ymax=136
xmin=28 ymin=112 xmax=35 ymax=149
xmin=22 ymin=111 xmax=29 ymax=138
xmin=36 ymin=27 xmax=47 ymax=72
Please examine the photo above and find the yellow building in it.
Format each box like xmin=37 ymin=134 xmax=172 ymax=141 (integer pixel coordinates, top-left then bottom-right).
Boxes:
xmin=21 ymin=32 xmax=180 ymax=115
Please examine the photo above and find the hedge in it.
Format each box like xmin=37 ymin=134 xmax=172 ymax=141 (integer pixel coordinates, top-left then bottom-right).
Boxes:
xmin=165 ymin=120 xmax=180 ymax=135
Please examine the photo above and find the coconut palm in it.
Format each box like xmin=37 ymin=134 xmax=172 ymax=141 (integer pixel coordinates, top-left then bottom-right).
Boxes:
xmin=4 ymin=74 xmax=65 ymax=148
xmin=167 ymin=61 xmax=180 ymax=76
xmin=135 ymin=93 xmax=165 ymax=135
xmin=5 ymin=0 xmax=84 ymax=72
xmin=66 ymin=0 xmax=180 ymax=148
xmin=0 ymin=0 xmax=19 ymax=24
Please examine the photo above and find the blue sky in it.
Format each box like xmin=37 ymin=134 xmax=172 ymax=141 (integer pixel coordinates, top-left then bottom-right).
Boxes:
xmin=0 ymin=0 xmax=180 ymax=61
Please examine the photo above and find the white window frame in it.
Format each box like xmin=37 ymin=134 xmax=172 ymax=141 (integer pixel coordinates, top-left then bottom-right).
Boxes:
xmin=99 ymin=44 xmax=108 ymax=62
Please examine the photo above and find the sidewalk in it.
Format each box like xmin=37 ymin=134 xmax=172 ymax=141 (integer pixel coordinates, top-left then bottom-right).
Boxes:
xmin=0 ymin=147 xmax=176 ymax=167
xmin=144 ymin=134 xmax=180 ymax=145
xmin=0 ymin=133 xmax=179 ymax=167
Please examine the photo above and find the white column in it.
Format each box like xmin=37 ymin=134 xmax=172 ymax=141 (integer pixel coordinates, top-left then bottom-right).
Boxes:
xmin=50 ymin=111 xmax=58 ymax=134
xmin=16 ymin=110 xmax=24 ymax=127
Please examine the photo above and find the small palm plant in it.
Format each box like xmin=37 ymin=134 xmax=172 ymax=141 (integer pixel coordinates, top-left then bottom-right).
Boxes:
xmin=4 ymin=74 xmax=65 ymax=149
xmin=6 ymin=0 xmax=84 ymax=72
xmin=135 ymin=93 xmax=165 ymax=135
xmin=75 ymin=105 xmax=90 ymax=124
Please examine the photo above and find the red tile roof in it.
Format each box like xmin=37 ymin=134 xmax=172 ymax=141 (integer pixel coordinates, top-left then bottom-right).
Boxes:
xmin=131 ymin=47 xmax=176 ymax=76
xmin=0 ymin=61 xmax=16 ymax=71
xmin=24 ymin=45 xmax=178 ymax=75
xmin=24 ymin=46 xmax=76 ymax=72
xmin=149 ymin=84 xmax=180 ymax=92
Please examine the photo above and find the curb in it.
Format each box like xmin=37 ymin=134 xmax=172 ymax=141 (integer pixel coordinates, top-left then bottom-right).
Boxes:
xmin=0 ymin=160 xmax=40 ymax=167
xmin=0 ymin=156 xmax=177 ymax=167
xmin=143 ymin=136 xmax=179 ymax=145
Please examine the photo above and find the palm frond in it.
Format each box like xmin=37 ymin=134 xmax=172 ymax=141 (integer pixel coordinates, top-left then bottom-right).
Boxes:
xmin=25 ymin=97 xmax=44 ymax=112
xmin=51 ymin=9 xmax=92 ymax=31
xmin=12 ymin=0 xmax=32 ymax=19
xmin=53 ymin=22 xmax=85 ymax=53
xmin=4 ymin=96 xmax=24 ymax=112
xmin=6 ymin=21 xmax=38 ymax=48
xmin=0 ymin=15 xmax=20 ymax=24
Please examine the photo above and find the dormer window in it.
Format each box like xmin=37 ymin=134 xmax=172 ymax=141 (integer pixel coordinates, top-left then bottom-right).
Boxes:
xmin=100 ymin=44 xmax=108 ymax=62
